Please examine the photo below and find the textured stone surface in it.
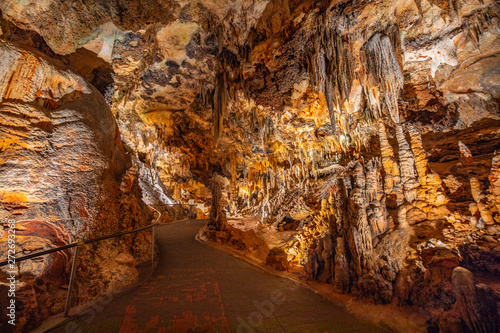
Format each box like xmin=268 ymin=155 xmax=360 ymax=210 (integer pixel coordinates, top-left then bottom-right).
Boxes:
xmin=0 ymin=40 xmax=152 ymax=331
xmin=0 ymin=0 xmax=499 ymax=331
xmin=49 ymin=221 xmax=390 ymax=333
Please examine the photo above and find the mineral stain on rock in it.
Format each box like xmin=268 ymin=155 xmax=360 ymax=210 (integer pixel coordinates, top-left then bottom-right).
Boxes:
xmin=0 ymin=0 xmax=500 ymax=332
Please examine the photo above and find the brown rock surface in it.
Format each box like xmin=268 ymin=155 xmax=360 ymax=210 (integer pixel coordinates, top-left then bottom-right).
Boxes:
xmin=0 ymin=40 xmax=152 ymax=331
xmin=0 ymin=0 xmax=499 ymax=331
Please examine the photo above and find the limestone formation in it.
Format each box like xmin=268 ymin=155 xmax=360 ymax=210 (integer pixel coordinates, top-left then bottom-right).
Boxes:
xmin=448 ymin=267 xmax=499 ymax=333
xmin=1 ymin=0 xmax=500 ymax=331
xmin=363 ymin=32 xmax=404 ymax=124
xmin=395 ymin=124 xmax=420 ymax=203
xmin=0 ymin=40 xmax=153 ymax=331
xmin=378 ymin=122 xmax=404 ymax=207
xmin=334 ymin=237 xmax=350 ymax=293
xmin=207 ymin=176 xmax=228 ymax=233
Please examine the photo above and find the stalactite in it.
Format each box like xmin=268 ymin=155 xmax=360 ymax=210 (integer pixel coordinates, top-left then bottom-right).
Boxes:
xmin=325 ymin=78 xmax=336 ymax=133
xmin=363 ymin=84 xmax=382 ymax=120
xmin=363 ymin=33 xmax=403 ymax=123
xmin=315 ymin=51 xmax=327 ymax=94
xmin=312 ymin=50 xmax=336 ymax=133
xmin=308 ymin=19 xmax=355 ymax=133
xmin=213 ymin=71 xmax=228 ymax=142
xmin=463 ymin=4 xmax=499 ymax=49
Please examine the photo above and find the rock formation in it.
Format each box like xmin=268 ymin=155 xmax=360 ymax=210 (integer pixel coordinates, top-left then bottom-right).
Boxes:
xmin=0 ymin=40 xmax=154 ymax=331
xmin=0 ymin=0 xmax=499 ymax=331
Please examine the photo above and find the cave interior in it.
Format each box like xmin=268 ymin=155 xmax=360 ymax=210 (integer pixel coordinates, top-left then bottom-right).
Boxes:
xmin=0 ymin=0 xmax=500 ymax=332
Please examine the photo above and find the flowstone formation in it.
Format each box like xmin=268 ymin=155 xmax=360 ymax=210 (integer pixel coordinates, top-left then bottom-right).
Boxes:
xmin=0 ymin=0 xmax=499 ymax=331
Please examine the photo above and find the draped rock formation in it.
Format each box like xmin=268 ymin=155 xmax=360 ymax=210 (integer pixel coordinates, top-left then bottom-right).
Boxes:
xmin=0 ymin=0 xmax=499 ymax=331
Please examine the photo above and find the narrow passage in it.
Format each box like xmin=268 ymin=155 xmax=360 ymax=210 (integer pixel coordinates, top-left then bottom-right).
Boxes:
xmin=50 ymin=220 xmax=390 ymax=333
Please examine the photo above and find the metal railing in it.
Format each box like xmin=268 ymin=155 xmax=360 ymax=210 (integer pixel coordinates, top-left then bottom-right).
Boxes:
xmin=0 ymin=205 xmax=162 ymax=317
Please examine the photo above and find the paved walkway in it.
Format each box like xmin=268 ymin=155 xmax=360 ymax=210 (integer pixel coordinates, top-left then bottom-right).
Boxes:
xmin=50 ymin=220 xmax=390 ymax=333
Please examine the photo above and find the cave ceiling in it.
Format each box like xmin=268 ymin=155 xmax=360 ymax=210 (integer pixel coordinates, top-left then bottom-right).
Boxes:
xmin=1 ymin=0 xmax=500 ymax=331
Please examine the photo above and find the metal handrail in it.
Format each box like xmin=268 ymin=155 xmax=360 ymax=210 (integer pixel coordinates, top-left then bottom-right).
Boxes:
xmin=0 ymin=205 xmax=162 ymax=317
xmin=0 ymin=222 xmax=157 ymax=267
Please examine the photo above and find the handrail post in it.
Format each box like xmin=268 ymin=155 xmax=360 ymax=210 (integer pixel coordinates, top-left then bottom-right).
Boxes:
xmin=64 ymin=240 xmax=83 ymax=317
xmin=151 ymin=225 xmax=155 ymax=267
xmin=147 ymin=205 xmax=160 ymax=267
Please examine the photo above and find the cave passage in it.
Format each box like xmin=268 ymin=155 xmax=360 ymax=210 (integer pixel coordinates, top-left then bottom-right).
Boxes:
xmin=1 ymin=0 xmax=500 ymax=331
xmin=48 ymin=220 xmax=389 ymax=333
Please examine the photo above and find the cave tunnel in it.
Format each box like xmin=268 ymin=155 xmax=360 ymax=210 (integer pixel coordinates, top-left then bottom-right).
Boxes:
xmin=0 ymin=0 xmax=500 ymax=332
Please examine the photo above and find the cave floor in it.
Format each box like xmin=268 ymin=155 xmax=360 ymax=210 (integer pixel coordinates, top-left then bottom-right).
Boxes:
xmin=48 ymin=220 xmax=390 ymax=333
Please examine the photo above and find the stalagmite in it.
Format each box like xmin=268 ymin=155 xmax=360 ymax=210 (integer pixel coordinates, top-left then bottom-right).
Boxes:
xmin=207 ymin=176 xmax=228 ymax=232
xmin=378 ymin=122 xmax=404 ymax=207
xmin=470 ymin=177 xmax=484 ymax=203
xmin=230 ymin=157 xmax=237 ymax=215
xmin=334 ymin=237 xmax=350 ymax=293
xmin=470 ymin=177 xmax=494 ymax=225
xmin=488 ymin=152 xmax=500 ymax=197
xmin=450 ymin=267 xmax=499 ymax=332
xmin=348 ymin=163 xmax=374 ymax=277
xmin=395 ymin=124 xmax=420 ymax=203
xmin=365 ymin=158 xmax=389 ymax=235
xmin=408 ymin=125 xmax=428 ymax=186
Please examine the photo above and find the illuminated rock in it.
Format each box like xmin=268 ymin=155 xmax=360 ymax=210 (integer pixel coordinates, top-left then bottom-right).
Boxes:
xmin=365 ymin=158 xmax=390 ymax=235
xmin=447 ymin=267 xmax=499 ymax=332
xmin=334 ymin=237 xmax=350 ymax=293
xmin=362 ymin=33 xmax=403 ymax=124
xmin=470 ymin=177 xmax=484 ymax=203
xmin=489 ymin=153 xmax=500 ymax=197
xmin=348 ymin=163 xmax=374 ymax=276
xmin=408 ymin=124 xmax=428 ymax=187
xmin=1 ymin=0 xmax=500 ymax=330
xmin=378 ymin=122 xmax=404 ymax=207
xmin=395 ymin=124 xmax=420 ymax=203
xmin=0 ymin=40 xmax=152 ymax=330
xmin=458 ymin=141 xmax=474 ymax=165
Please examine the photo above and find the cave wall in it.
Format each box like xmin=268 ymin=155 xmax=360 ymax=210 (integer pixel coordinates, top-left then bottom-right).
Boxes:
xmin=198 ymin=0 xmax=500 ymax=331
xmin=0 ymin=0 xmax=499 ymax=331
xmin=0 ymin=40 xmax=153 ymax=331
